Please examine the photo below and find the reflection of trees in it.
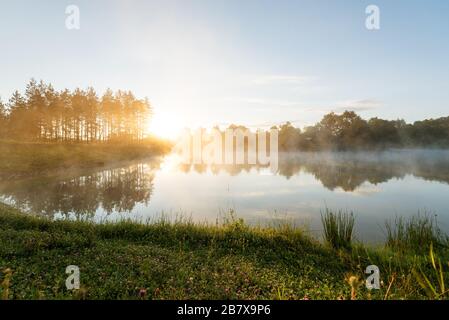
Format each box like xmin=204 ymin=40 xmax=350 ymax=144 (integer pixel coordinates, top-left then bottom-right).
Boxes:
xmin=283 ymin=151 xmax=449 ymax=191
xmin=0 ymin=163 xmax=156 ymax=218
xmin=278 ymin=153 xmax=407 ymax=191
xmin=3 ymin=151 xmax=449 ymax=217
xmin=179 ymin=163 xmax=268 ymax=176
xmin=180 ymin=151 xmax=449 ymax=192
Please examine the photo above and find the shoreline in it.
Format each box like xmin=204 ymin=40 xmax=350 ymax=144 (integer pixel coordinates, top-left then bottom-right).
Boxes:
xmin=0 ymin=139 xmax=172 ymax=179
xmin=1 ymin=203 xmax=447 ymax=300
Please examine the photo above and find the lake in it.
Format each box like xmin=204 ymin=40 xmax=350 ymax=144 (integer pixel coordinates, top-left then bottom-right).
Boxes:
xmin=2 ymin=149 xmax=449 ymax=244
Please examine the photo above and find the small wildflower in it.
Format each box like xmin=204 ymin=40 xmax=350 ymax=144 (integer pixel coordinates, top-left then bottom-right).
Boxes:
xmin=139 ymin=288 xmax=147 ymax=298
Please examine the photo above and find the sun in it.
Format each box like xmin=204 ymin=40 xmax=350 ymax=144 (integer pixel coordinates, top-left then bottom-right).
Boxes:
xmin=147 ymin=112 xmax=184 ymax=140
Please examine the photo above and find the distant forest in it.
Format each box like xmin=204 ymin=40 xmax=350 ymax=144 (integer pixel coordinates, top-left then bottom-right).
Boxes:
xmin=0 ymin=80 xmax=151 ymax=142
xmin=271 ymin=111 xmax=449 ymax=151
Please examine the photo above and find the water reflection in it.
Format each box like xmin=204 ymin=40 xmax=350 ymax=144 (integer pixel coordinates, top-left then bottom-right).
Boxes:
xmin=0 ymin=161 xmax=160 ymax=218
xmin=179 ymin=150 xmax=449 ymax=191
xmin=1 ymin=150 xmax=449 ymax=219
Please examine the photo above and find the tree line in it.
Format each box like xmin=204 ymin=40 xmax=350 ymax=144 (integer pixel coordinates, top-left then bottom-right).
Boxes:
xmin=274 ymin=111 xmax=449 ymax=151
xmin=0 ymin=79 xmax=151 ymax=142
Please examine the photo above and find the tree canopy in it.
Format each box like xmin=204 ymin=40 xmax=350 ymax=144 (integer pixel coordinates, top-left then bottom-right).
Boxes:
xmin=274 ymin=111 xmax=449 ymax=151
xmin=0 ymin=79 xmax=151 ymax=142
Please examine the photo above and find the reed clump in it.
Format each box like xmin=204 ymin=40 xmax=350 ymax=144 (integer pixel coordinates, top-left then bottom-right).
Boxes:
xmin=321 ymin=209 xmax=355 ymax=250
xmin=385 ymin=213 xmax=448 ymax=253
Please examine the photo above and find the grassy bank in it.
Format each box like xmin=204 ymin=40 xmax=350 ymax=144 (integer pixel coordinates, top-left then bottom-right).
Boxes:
xmin=0 ymin=137 xmax=172 ymax=178
xmin=1 ymin=204 xmax=448 ymax=300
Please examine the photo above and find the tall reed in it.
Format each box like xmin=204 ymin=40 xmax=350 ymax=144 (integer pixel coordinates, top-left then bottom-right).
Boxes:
xmin=321 ymin=209 xmax=355 ymax=250
xmin=385 ymin=213 xmax=448 ymax=253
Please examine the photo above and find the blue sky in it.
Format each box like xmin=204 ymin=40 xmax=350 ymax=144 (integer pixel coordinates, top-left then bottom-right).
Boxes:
xmin=1 ymin=0 xmax=449 ymax=137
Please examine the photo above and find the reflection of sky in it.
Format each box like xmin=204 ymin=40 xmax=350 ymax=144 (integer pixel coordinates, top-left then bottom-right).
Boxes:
xmin=99 ymin=163 xmax=449 ymax=244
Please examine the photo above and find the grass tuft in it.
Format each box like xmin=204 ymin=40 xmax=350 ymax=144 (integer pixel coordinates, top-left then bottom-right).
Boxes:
xmin=385 ymin=213 xmax=448 ymax=253
xmin=321 ymin=208 xmax=355 ymax=250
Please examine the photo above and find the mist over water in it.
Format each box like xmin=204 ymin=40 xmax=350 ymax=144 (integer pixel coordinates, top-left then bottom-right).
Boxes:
xmin=2 ymin=149 xmax=449 ymax=244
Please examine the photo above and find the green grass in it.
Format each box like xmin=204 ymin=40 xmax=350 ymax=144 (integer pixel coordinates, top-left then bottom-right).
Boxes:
xmin=1 ymin=204 xmax=448 ymax=300
xmin=321 ymin=209 xmax=355 ymax=250
xmin=385 ymin=213 xmax=449 ymax=253
xmin=414 ymin=244 xmax=449 ymax=299
xmin=0 ymin=138 xmax=172 ymax=178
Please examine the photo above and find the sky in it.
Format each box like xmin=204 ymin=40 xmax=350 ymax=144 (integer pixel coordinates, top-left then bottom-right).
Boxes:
xmin=1 ymin=0 xmax=449 ymax=138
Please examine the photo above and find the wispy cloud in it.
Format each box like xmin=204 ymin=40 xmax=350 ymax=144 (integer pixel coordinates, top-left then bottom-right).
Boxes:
xmin=333 ymin=99 xmax=383 ymax=112
xmin=221 ymin=97 xmax=304 ymax=108
xmin=250 ymin=75 xmax=315 ymax=86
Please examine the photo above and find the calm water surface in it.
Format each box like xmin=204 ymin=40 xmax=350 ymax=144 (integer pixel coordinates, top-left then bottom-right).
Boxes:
xmin=2 ymin=150 xmax=449 ymax=243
